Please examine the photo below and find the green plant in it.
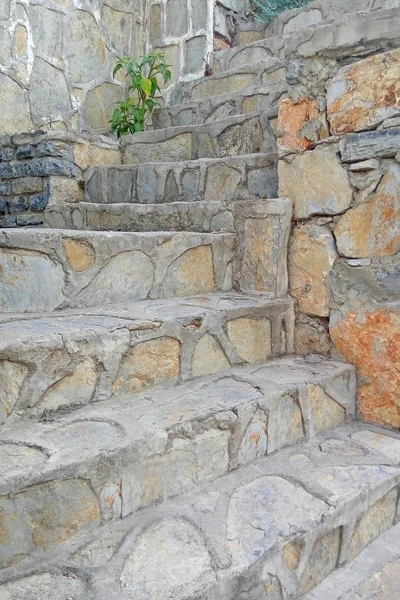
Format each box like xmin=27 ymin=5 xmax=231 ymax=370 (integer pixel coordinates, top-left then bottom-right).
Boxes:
xmin=110 ymin=52 xmax=172 ymax=137
xmin=250 ymin=0 xmax=310 ymax=23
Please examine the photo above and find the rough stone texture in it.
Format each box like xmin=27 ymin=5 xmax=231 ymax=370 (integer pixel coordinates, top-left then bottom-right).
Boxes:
xmin=1 ymin=422 xmax=398 ymax=599
xmin=341 ymin=128 xmax=400 ymax=162
xmin=331 ymin=304 xmax=400 ymax=428
xmin=334 ymin=164 xmax=400 ymax=259
xmin=279 ymin=148 xmax=353 ymax=219
xmin=289 ymin=224 xmax=338 ymax=317
xmin=0 ymin=293 xmax=294 ymax=421
xmin=327 ymin=49 xmax=400 ymax=135
xmin=227 ymin=317 xmax=272 ymax=363
xmin=278 ymin=97 xmax=328 ymax=152
xmin=0 ymin=229 xmax=234 ymax=312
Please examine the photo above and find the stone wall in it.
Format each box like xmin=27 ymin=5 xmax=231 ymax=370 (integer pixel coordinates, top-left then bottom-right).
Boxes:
xmin=278 ymin=47 xmax=400 ymax=429
xmin=0 ymin=0 xmax=144 ymax=136
xmin=146 ymin=0 xmax=213 ymax=100
xmin=0 ymin=131 xmax=120 ymax=226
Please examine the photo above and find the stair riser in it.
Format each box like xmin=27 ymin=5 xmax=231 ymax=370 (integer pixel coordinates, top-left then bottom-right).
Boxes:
xmin=0 ymin=297 xmax=295 ymax=423
xmin=121 ymin=114 xmax=276 ymax=164
xmin=153 ymin=82 xmax=286 ymax=129
xmin=0 ymin=230 xmax=234 ymax=313
xmin=0 ymin=361 xmax=356 ymax=569
xmin=84 ymin=154 xmax=278 ymax=205
xmin=212 ymin=37 xmax=285 ymax=74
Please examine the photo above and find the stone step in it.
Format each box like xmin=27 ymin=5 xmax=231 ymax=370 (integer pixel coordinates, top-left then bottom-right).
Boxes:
xmin=0 ymin=229 xmax=235 ymax=313
xmin=0 ymin=292 xmax=295 ymax=423
xmin=301 ymin=520 xmax=400 ymax=600
xmin=3 ymin=422 xmax=400 ymax=600
xmin=168 ymin=58 xmax=286 ymax=106
xmin=121 ymin=112 xmax=276 ymax=164
xmin=153 ymin=80 xmax=286 ymax=129
xmin=0 ymin=356 xmax=357 ymax=572
xmin=84 ymin=153 xmax=278 ymax=205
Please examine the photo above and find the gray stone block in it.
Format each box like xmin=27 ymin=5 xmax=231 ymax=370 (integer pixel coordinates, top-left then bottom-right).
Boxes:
xmin=340 ymin=128 xmax=400 ymax=162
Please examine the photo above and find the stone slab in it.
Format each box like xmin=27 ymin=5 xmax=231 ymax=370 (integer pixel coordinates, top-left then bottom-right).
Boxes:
xmin=1 ymin=422 xmax=399 ymax=600
xmin=0 ymin=292 xmax=295 ymax=422
xmin=121 ymin=113 xmax=276 ymax=164
xmin=84 ymin=154 xmax=278 ymax=205
xmin=340 ymin=128 xmax=400 ymax=163
xmin=0 ymin=229 xmax=235 ymax=313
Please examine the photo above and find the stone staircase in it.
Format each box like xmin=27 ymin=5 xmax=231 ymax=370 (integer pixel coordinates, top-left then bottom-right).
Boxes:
xmin=1 ymin=4 xmax=400 ymax=598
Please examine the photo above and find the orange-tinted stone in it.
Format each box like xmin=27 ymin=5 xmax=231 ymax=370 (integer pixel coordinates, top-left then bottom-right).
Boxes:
xmin=327 ymin=49 xmax=400 ymax=134
xmin=331 ymin=307 xmax=400 ymax=428
xmin=278 ymin=97 xmax=327 ymax=152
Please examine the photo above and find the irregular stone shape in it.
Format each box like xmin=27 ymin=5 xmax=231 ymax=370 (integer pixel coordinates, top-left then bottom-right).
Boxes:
xmin=67 ymin=10 xmax=108 ymax=84
xmin=298 ymin=528 xmax=341 ymax=595
xmin=334 ymin=164 xmax=400 ymax=259
xmin=102 ymin=6 xmax=133 ymax=56
xmin=204 ymin=162 xmax=241 ymax=202
xmin=0 ymin=25 xmax=11 ymax=66
xmin=63 ymin=239 xmax=95 ymax=272
xmin=237 ymin=408 xmax=268 ymax=466
xmin=38 ymin=360 xmax=97 ymax=412
xmin=192 ymin=73 xmax=255 ymax=99
xmin=0 ymin=360 xmax=28 ymax=424
xmin=124 ymin=133 xmax=192 ymax=163
xmin=191 ymin=333 xmax=230 ymax=378
xmin=283 ymin=7 xmax=322 ymax=34
xmin=113 ymin=337 xmax=181 ymax=394
xmin=0 ymin=444 xmax=46 ymax=478
xmin=330 ymin=305 xmax=400 ymax=428
xmin=341 ymin=128 xmax=400 ymax=162
xmin=15 ymin=24 xmax=28 ymax=57
xmin=279 ymin=148 xmax=353 ymax=219
xmin=289 ymin=224 xmax=338 ymax=317
xmin=227 ymin=317 xmax=272 ymax=364
xmin=347 ymin=488 xmax=398 ymax=562
xmin=30 ymin=58 xmax=72 ymax=127
xmin=49 ymin=176 xmax=84 ymax=205
xmin=120 ymin=519 xmax=215 ymax=599
xmin=239 ymin=217 xmax=280 ymax=293
xmin=219 ymin=118 xmax=263 ymax=157
xmin=162 ymin=245 xmax=215 ymax=297
xmin=184 ymin=35 xmax=206 ymax=74
xmin=83 ymin=83 xmax=124 ymax=130
xmin=226 ymin=476 xmax=327 ymax=569
xmin=0 ymin=249 xmax=65 ymax=312
xmin=278 ymin=97 xmax=327 ymax=152
xmin=282 ymin=539 xmax=304 ymax=571
xmin=166 ymin=0 xmax=188 ymax=37
xmin=0 ymin=573 xmax=87 ymax=599
xmin=0 ymin=479 xmax=100 ymax=568
xmin=308 ymin=385 xmax=346 ymax=433
xmin=268 ymin=393 xmax=304 ymax=453
xmin=29 ymin=5 xmax=64 ymax=59
xmin=75 ymin=251 xmax=154 ymax=307
xmin=327 ymin=49 xmax=400 ymax=135
xmin=150 ymin=3 xmax=161 ymax=41
xmin=0 ymin=74 xmax=32 ymax=134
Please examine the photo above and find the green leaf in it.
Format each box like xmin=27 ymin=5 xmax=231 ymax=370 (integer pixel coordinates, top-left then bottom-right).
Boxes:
xmin=140 ymin=77 xmax=152 ymax=95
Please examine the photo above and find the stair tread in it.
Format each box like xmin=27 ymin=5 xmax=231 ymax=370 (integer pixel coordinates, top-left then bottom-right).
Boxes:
xmin=1 ymin=421 xmax=399 ymax=599
xmin=0 ymin=355 xmax=355 ymax=495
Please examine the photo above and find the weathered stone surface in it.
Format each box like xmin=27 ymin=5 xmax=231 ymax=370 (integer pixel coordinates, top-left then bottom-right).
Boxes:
xmin=0 ymin=360 xmax=28 ymax=424
xmin=299 ymin=529 xmax=341 ymax=595
xmin=83 ymin=83 xmax=124 ymax=130
xmin=227 ymin=317 xmax=272 ymax=364
xmin=308 ymin=385 xmax=346 ymax=433
xmin=0 ymin=573 xmax=87 ymax=599
xmin=331 ymin=304 xmax=400 ymax=428
xmin=30 ymin=58 xmax=72 ymax=127
xmin=192 ymin=73 xmax=256 ymax=100
xmin=334 ymin=164 xmax=400 ymax=259
xmin=0 ymin=248 xmax=65 ymax=312
xmin=102 ymin=6 xmax=133 ymax=56
xmin=289 ymin=224 xmax=338 ymax=317
xmin=346 ymin=488 xmax=398 ymax=562
xmin=351 ymin=430 xmax=400 ymax=463
xmin=49 ymin=176 xmax=84 ymax=205
xmin=113 ymin=337 xmax=181 ymax=394
xmin=0 ymin=74 xmax=31 ymax=134
xmin=328 ymin=49 xmax=400 ymax=135
xmin=341 ymin=558 xmax=400 ymax=600
xmin=63 ymin=239 xmax=95 ymax=272
xmin=204 ymin=162 xmax=241 ymax=202
xmin=191 ymin=333 xmax=230 ymax=377
xmin=0 ymin=479 xmax=100 ymax=568
xmin=184 ymin=36 xmax=206 ymax=74
xmin=67 ymin=10 xmax=108 ymax=84
xmin=166 ymin=0 xmax=188 ymax=37
xmin=226 ymin=475 xmax=327 ymax=569
xmin=161 ymin=245 xmax=215 ymax=297
xmin=150 ymin=3 xmax=162 ymax=42
xmin=278 ymin=97 xmax=327 ymax=152
xmin=38 ymin=360 xmax=97 ymax=412
xmin=120 ymin=519 xmax=215 ymax=599
xmin=279 ymin=148 xmax=353 ymax=219
xmin=30 ymin=5 xmax=64 ymax=59
xmin=341 ymin=128 xmax=400 ymax=162
xmin=295 ymin=314 xmax=331 ymax=355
